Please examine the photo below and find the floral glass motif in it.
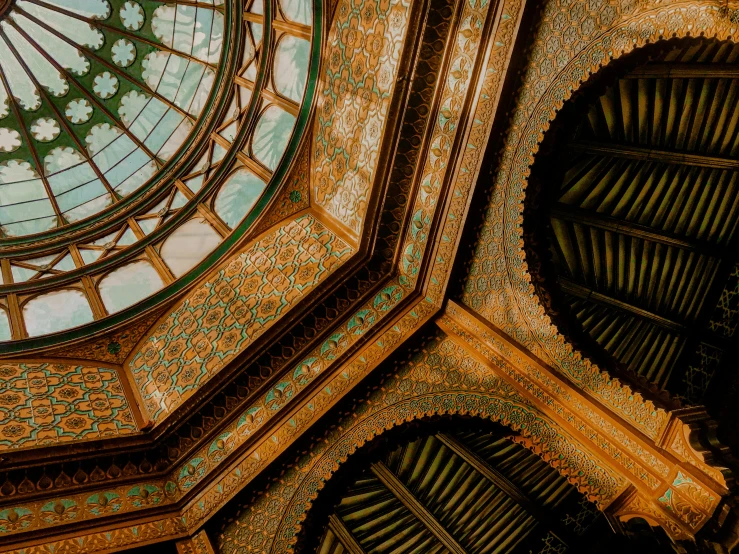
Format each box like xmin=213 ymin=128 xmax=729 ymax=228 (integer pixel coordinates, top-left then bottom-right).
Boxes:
xmin=0 ymin=0 xmax=316 ymax=342
xmin=0 ymin=0 xmax=225 ymax=236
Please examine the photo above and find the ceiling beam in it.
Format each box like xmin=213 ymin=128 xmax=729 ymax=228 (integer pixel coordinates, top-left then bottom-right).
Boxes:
xmin=550 ymin=204 xmax=731 ymax=259
xmin=327 ymin=514 xmax=367 ymax=554
xmin=558 ymin=277 xmax=734 ymax=352
xmin=436 ymin=433 xmax=575 ymax=549
xmin=370 ymin=462 xmax=469 ymax=554
xmin=559 ymin=277 xmax=687 ymax=333
xmin=625 ymin=63 xmax=739 ymax=79
xmin=571 ymin=140 xmax=739 ymax=171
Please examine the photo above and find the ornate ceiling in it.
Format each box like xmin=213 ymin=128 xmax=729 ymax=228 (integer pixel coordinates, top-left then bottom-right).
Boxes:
xmin=524 ymin=38 xmax=739 ymax=406
xmin=0 ymin=0 xmax=738 ymax=553
xmin=305 ymin=423 xmax=603 ymax=554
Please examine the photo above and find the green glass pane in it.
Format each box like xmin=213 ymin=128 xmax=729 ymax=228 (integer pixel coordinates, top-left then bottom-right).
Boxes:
xmin=99 ymin=260 xmax=165 ymax=314
xmin=214 ymin=168 xmax=266 ymax=229
xmin=24 ymin=288 xmax=94 ymax=336
xmin=273 ymin=36 xmax=309 ymax=102
xmin=252 ymin=106 xmax=295 ymax=171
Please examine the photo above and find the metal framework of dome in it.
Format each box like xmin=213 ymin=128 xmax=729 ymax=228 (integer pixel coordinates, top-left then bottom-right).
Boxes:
xmin=0 ymin=0 xmax=315 ymax=346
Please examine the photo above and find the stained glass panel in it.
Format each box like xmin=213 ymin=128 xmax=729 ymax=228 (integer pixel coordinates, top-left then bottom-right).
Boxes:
xmin=214 ymin=169 xmax=266 ymax=229
xmin=0 ymin=308 xmax=10 ymax=341
xmin=160 ymin=216 xmax=221 ymax=277
xmin=280 ymin=0 xmax=311 ymax=25
xmin=0 ymin=0 xmax=225 ymax=236
xmin=252 ymin=106 xmax=295 ymax=170
xmin=0 ymin=0 xmax=318 ymax=344
xmin=273 ymin=36 xmax=309 ymax=102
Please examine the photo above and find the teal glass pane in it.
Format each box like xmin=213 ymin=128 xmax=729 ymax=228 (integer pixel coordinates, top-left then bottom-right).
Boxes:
xmin=214 ymin=169 xmax=266 ymax=229
xmin=0 ymin=309 xmax=11 ymax=342
xmin=252 ymin=106 xmax=295 ymax=171
xmin=99 ymin=260 xmax=165 ymax=314
xmin=160 ymin=217 xmax=222 ymax=277
xmin=274 ymin=36 xmax=310 ymax=102
xmin=24 ymin=289 xmax=94 ymax=337
xmin=280 ymin=0 xmax=312 ymax=25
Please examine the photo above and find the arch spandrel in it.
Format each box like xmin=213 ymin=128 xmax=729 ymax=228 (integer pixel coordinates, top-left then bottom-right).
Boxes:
xmin=216 ymin=331 xmax=731 ymax=551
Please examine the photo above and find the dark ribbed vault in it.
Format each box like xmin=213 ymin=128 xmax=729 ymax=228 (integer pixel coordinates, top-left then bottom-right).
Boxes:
xmin=305 ymin=421 xmax=604 ymax=554
xmin=525 ymin=38 xmax=739 ymax=406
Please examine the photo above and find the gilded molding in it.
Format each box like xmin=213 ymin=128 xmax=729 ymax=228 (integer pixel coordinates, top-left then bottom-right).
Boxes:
xmin=217 ymin=334 xmax=625 ymax=552
xmin=439 ymin=300 xmax=728 ymax=538
xmin=128 ymin=213 xmax=352 ymax=424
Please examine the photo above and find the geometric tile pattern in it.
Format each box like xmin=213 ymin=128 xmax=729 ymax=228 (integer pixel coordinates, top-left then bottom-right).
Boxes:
xmin=0 ymin=0 xmax=727 ymax=548
xmin=129 ymin=214 xmax=352 ymax=423
xmin=0 ymin=363 xmax=137 ymax=451
xmin=312 ymin=0 xmax=411 ymax=233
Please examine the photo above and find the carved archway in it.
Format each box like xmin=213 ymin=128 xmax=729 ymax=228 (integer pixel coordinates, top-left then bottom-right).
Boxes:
xmin=215 ymin=333 xmax=724 ymax=552
xmin=464 ymin=0 xmax=739 ymax=440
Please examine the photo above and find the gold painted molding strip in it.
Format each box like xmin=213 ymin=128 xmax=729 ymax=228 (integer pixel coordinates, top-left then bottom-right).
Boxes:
xmin=370 ymin=461 xmax=469 ymax=554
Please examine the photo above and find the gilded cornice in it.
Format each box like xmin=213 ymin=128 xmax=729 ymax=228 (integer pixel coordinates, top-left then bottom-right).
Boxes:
xmin=218 ymin=333 xmax=626 ymax=552
xmin=438 ymin=300 xmax=728 ymax=538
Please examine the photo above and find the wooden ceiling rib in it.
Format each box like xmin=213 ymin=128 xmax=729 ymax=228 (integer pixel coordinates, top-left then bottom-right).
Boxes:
xmin=538 ymin=40 xmax=739 ymax=399
xmin=315 ymin=428 xmax=602 ymax=554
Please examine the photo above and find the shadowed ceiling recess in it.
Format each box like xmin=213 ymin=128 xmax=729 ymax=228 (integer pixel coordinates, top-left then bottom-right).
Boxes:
xmin=526 ymin=38 xmax=739 ymax=405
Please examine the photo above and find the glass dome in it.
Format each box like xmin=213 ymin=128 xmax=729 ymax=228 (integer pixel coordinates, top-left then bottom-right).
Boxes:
xmin=0 ymin=0 xmax=316 ymax=347
xmin=0 ymin=0 xmax=225 ymax=236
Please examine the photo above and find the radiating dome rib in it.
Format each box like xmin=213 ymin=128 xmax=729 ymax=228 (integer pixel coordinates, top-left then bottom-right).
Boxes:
xmin=0 ymin=0 xmax=316 ymax=346
xmin=0 ymin=24 xmax=119 ymax=212
xmin=0 ymin=0 xmax=227 ymax=236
